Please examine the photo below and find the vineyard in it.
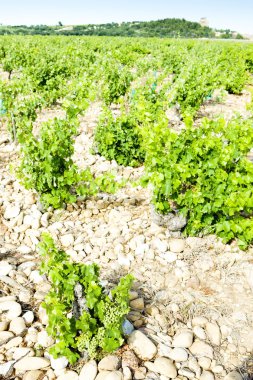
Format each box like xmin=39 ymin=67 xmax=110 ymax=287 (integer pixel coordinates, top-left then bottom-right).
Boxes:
xmin=0 ymin=36 xmax=253 ymax=380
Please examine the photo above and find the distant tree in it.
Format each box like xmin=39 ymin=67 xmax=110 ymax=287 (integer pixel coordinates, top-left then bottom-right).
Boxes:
xmin=58 ymin=21 xmax=63 ymax=26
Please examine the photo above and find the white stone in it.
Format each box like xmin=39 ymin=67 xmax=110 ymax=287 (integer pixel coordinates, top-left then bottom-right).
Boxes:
xmin=5 ymin=336 xmax=23 ymax=349
xmin=0 ymin=361 xmax=15 ymax=377
xmin=98 ymin=355 xmax=120 ymax=371
xmin=48 ymin=355 xmax=68 ymax=370
xmin=122 ymin=366 xmax=132 ymax=380
xmin=18 ymin=245 xmax=32 ymax=254
xmin=190 ymin=341 xmax=213 ymax=359
xmin=198 ymin=357 xmax=211 ymax=370
xmin=0 ymin=321 xmax=9 ymax=331
xmin=168 ymin=348 xmax=188 ymax=362
xmin=0 ymin=331 xmax=14 ymax=344
xmin=104 ymin=371 xmax=123 ymax=380
xmin=13 ymin=347 xmax=32 ymax=360
xmin=0 ymin=301 xmax=22 ymax=320
xmin=192 ymin=316 xmax=208 ymax=327
xmin=169 ymin=239 xmax=185 ymax=253
xmin=224 ymin=371 xmax=243 ymax=380
xmin=163 ymin=252 xmax=177 ymax=263
xmin=79 ymin=360 xmax=97 ymax=380
xmin=0 ymin=261 xmax=13 ymax=276
xmin=23 ymin=311 xmax=35 ymax=324
xmin=172 ymin=330 xmax=193 ymax=348
xmin=57 ymin=370 xmax=79 ymax=380
xmin=14 ymin=357 xmax=50 ymax=371
xmin=152 ymin=238 xmax=168 ymax=253
xmin=200 ymin=371 xmax=215 ymax=380
xmin=38 ymin=305 xmax=49 ymax=325
xmin=60 ymin=234 xmax=74 ymax=247
xmin=23 ymin=370 xmax=44 ymax=380
xmin=9 ymin=317 xmax=26 ymax=335
xmin=4 ymin=205 xmax=20 ymax=219
xmin=41 ymin=212 xmax=50 ymax=227
xmin=37 ymin=330 xmax=54 ymax=348
xmin=193 ymin=326 xmax=206 ymax=340
xmin=128 ymin=331 xmax=157 ymax=360
xmin=30 ymin=270 xmax=44 ymax=284
xmin=205 ymin=322 xmax=221 ymax=346
xmin=178 ymin=368 xmax=195 ymax=378
xmin=154 ymin=357 xmax=177 ymax=378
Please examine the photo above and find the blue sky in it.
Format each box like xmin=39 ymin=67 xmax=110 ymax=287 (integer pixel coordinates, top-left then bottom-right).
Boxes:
xmin=1 ymin=0 xmax=253 ymax=34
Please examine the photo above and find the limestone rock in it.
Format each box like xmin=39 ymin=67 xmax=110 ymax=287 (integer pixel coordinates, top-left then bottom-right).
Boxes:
xmin=128 ymin=331 xmax=157 ymax=360
xmin=172 ymin=330 xmax=193 ymax=348
xmin=190 ymin=341 xmax=213 ymax=359
xmin=154 ymin=357 xmax=177 ymax=378
xmin=98 ymin=355 xmax=120 ymax=371
xmin=14 ymin=357 xmax=50 ymax=371
xmin=9 ymin=317 xmax=26 ymax=335
xmin=205 ymin=322 xmax=221 ymax=346
xmin=224 ymin=371 xmax=243 ymax=380
xmin=79 ymin=360 xmax=97 ymax=380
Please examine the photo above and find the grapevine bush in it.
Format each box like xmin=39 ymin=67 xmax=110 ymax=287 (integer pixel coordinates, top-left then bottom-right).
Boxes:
xmin=94 ymin=107 xmax=145 ymax=167
xmin=39 ymin=233 xmax=134 ymax=363
xmin=143 ymin=116 xmax=253 ymax=249
xmin=17 ymin=116 xmax=118 ymax=208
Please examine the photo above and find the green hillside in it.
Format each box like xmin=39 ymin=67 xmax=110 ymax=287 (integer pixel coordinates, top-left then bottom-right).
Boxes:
xmin=0 ymin=18 xmax=242 ymax=38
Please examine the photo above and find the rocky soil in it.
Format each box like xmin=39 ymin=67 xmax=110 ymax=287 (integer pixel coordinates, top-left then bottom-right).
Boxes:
xmin=0 ymin=93 xmax=253 ymax=380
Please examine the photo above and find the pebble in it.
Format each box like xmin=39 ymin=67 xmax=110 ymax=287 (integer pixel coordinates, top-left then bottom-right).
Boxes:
xmin=224 ymin=371 xmax=243 ymax=380
xmin=38 ymin=305 xmax=49 ymax=325
xmin=163 ymin=252 xmax=177 ymax=263
xmin=23 ymin=370 xmax=44 ymax=380
xmin=200 ymin=371 xmax=215 ymax=380
xmin=205 ymin=322 xmax=221 ymax=346
xmin=128 ymin=331 xmax=157 ymax=360
xmin=14 ymin=357 xmax=50 ymax=371
xmin=193 ymin=326 xmax=206 ymax=340
xmin=178 ymin=368 xmax=195 ymax=378
xmin=0 ymin=331 xmax=14 ymax=344
xmin=154 ymin=357 xmax=177 ymax=378
xmin=172 ymin=330 xmax=193 ymax=348
xmin=79 ymin=360 xmax=97 ymax=380
xmin=0 ymin=301 xmax=22 ymax=320
xmin=60 ymin=234 xmax=74 ymax=247
xmin=168 ymin=348 xmax=188 ymax=362
xmin=95 ymin=371 xmax=110 ymax=380
xmin=192 ymin=317 xmax=208 ymax=327
xmin=4 ymin=205 xmax=20 ymax=219
xmin=30 ymin=270 xmax=44 ymax=284
xmin=0 ymin=321 xmax=9 ymax=331
xmin=9 ymin=317 xmax=26 ymax=335
xmin=48 ymin=355 xmax=68 ymax=370
xmin=12 ymin=347 xmax=32 ymax=360
xmin=130 ymin=298 xmax=144 ymax=310
xmin=190 ymin=341 xmax=213 ymax=359
xmin=198 ymin=357 xmax=211 ymax=370
xmin=0 ymin=261 xmax=13 ymax=276
xmin=57 ymin=370 xmax=79 ymax=380
xmin=5 ymin=336 xmax=23 ymax=349
xmin=104 ymin=371 xmax=123 ymax=380
xmin=122 ymin=319 xmax=134 ymax=336
xmin=98 ymin=355 xmax=120 ymax=371
xmin=122 ymin=366 xmax=132 ymax=380
xmin=23 ymin=311 xmax=35 ymax=324
xmin=0 ymin=360 xmax=15 ymax=377
xmin=37 ymin=331 xmax=54 ymax=348
xmin=169 ymin=239 xmax=185 ymax=253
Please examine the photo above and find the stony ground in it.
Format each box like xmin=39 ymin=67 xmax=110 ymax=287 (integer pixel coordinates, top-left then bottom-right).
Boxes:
xmin=0 ymin=92 xmax=253 ymax=380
